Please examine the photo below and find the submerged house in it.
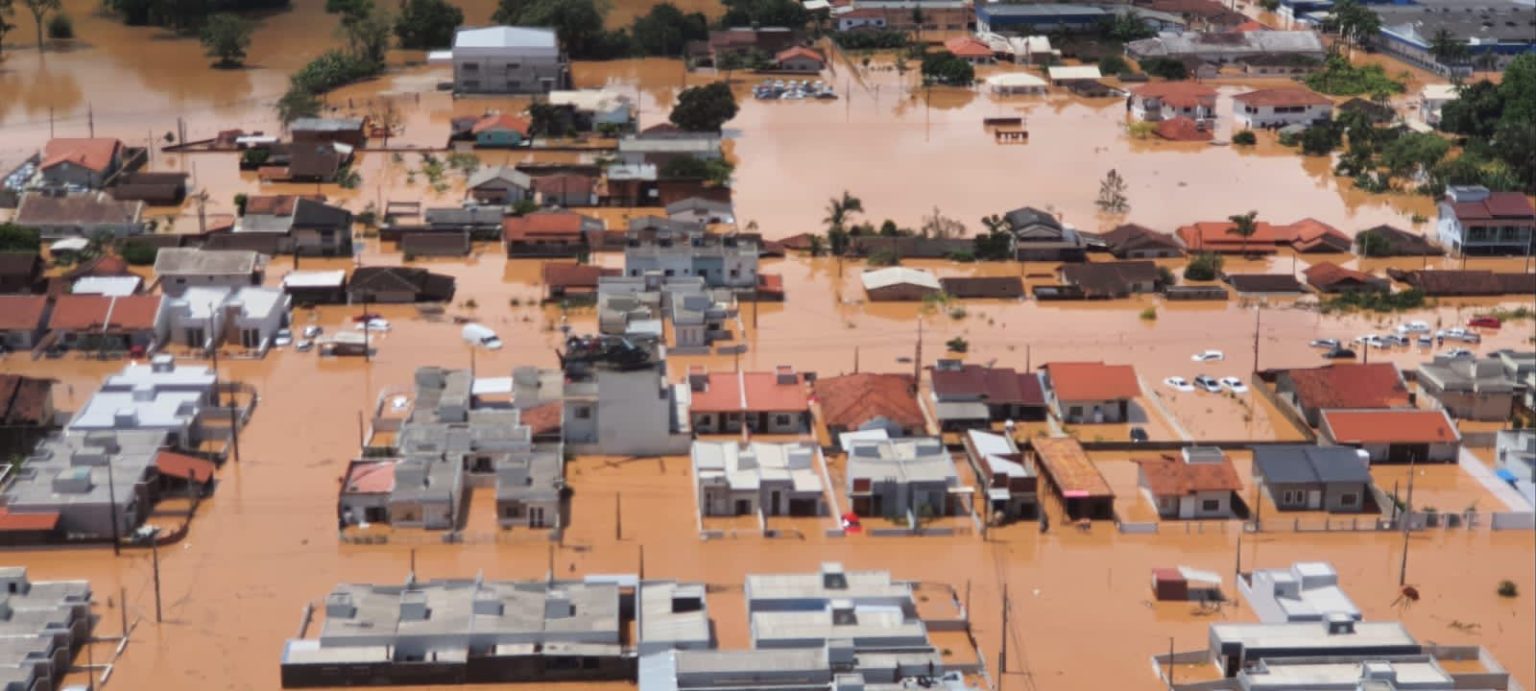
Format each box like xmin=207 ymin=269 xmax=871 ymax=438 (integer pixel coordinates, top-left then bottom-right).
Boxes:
xmin=1135 ymin=447 xmax=1242 ymax=519
xmin=1251 ymin=445 xmax=1373 ymax=513
xmin=1040 ymin=361 xmax=1141 ymax=424
xmin=691 ymin=440 xmax=827 ymax=517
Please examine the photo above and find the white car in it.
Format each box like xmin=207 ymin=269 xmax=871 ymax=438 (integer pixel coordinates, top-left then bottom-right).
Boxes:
xmin=302 ymin=325 xmax=323 ymax=339
xmin=1191 ymin=350 xmax=1225 ymax=362
xmin=1163 ymin=376 xmax=1195 ymax=393
xmin=355 ymin=319 xmax=391 ymax=332
xmin=1355 ymin=334 xmax=1388 ymax=349
xmin=1446 ymin=348 xmax=1475 ymax=359
xmin=1397 ymin=321 xmax=1430 ymax=334
xmin=1219 ymin=376 xmax=1248 ymax=394
xmin=1309 ymin=338 xmax=1340 ymax=349
xmin=1193 ymin=375 xmax=1222 ymax=393
xmin=273 ymin=329 xmax=292 ymax=347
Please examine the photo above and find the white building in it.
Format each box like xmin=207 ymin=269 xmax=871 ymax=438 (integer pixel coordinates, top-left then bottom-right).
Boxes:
xmin=624 ymin=223 xmax=759 ymax=289
xmin=65 ymin=356 xmax=218 ymax=448
xmin=1239 ymin=562 xmax=1361 ymax=624
xmin=1419 ymin=83 xmax=1458 ymax=126
xmin=691 ymin=441 xmax=826 ymax=517
xmin=1232 ymin=88 xmax=1334 ymax=129
xmin=152 ymin=248 xmax=265 ymax=298
xmin=164 ymin=286 xmax=290 ymax=351
xmin=844 ymin=437 xmax=962 ymax=519
xmin=514 ymin=338 xmax=691 ymax=457
xmin=439 ymin=26 xmax=570 ymax=95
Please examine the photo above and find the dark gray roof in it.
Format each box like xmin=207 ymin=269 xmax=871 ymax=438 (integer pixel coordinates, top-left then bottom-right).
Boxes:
xmin=1253 ymin=445 xmax=1371 ymax=485
xmin=1003 ymin=206 xmax=1061 ymax=232
xmin=292 ymin=198 xmax=352 ymax=228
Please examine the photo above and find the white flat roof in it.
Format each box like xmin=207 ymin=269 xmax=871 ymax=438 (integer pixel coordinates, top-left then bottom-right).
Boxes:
xmin=1048 ymin=65 xmax=1102 ymax=81
xmin=860 ymin=267 xmax=941 ymax=292
xmin=454 ymin=26 xmax=558 ymax=50
xmin=72 ymin=276 xmax=142 ymax=296
xmin=282 ymin=270 xmax=346 ymax=288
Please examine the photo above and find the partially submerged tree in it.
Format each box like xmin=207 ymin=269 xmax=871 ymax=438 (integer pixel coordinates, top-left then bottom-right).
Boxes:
xmin=1095 ymin=168 xmax=1130 ymax=214
xmin=201 ymin=13 xmax=255 ymax=68
xmin=668 ymin=81 xmax=739 ymax=132
xmin=22 ymin=0 xmax=58 ymax=49
xmin=1226 ymin=210 xmax=1259 ymax=256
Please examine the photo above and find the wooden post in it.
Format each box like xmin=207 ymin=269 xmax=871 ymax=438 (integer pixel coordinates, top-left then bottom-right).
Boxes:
xmin=151 ymin=533 xmax=163 ymax=622
xmin=228 ymin=401 xmax=241 ymax=464
xmin=997 ymin=582 xmax=1008 ymax=674
xmin=1399 ymin=455 xmax=1417 ymax=586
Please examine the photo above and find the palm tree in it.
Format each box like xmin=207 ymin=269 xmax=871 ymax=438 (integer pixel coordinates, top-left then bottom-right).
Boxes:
xmin=824 ymin=190 xmax=863 ymax=234
xmin=1227 ymin=210 xmax=1260 ymax=257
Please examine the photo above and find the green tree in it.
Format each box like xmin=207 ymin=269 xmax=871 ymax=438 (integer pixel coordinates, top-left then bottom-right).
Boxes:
xmin=1183 ymin=253 xmax=1223 ymax=281
xmin=1100 ymin=12 xmax=1153 ymax=42
xmin=659 ymin=155 xmax=734 ymax=185
xmin=22 ymin=0 xmax=58 ymax=49
xmin=1327 ymin=0 xmax=1380 ymax=56
xmin=1232 ymin=130 xmax=1258 ymax=146
xmin=718 ymin=0 xmax=806 ymax=28
xmin=668 ymin=81 xmax=739 ymax=132
xmin=1226 ymin=210 xmax=1259 ymax=256
xmin=1299 ymin=123 xmax=1342 ymax=155
xmin=119 ymin=241 xmax=159 ymax=266
xmin=1355 ymin=229 xmax=1391 ymax=257
xmin=394 ymin=0 xmax=462 ymax=50
xmin=338 ymin=0 xmax=392 ymax=68
xmin=1380 ymin=132 xmax=1450 ymax=179
xmin=920 ymin=50 xmax=973 ymax=86
xmin=1097 ymin=54 xmax=1129 ymax=76
xmin=495 ymin=0 xmax=615 ymax=59
xmin=44 ymin=11 xmax=67 ymax=38
xmin=632 ymin=2 xmax=707 ymax=57
xmin=1438 ymin=79 xmax=1502 ymax=137
xmin=1140 ymin=57 xmax=1188 ymax=80
xmin=200 ymin=13 xmax=254 ymax=67
xmin=824 ymin=190 xmax=863 ymax=235
xmin=0 ymin=223 xmax=41 ymax=252
xmin=277 ymin=87 xmax=322 ymax=124
xmin=1428 ymin=28 xmax=1469 ymax=70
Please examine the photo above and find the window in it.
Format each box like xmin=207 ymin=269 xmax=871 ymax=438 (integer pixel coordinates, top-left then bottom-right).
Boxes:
xmin=1339 ymin=493 xmax=1358 ymax=507
xmin=574 ymin=406 xmax=592 ymax=420
xmin=463 ymin=80 xmax=480 ymax=90
xmin=1069 ymin=406 xmax=1083 ymax=418
xmin=462 ymin=63 xmax=478 ymax=71
xmin=507 ymin=80 xmax=521 ymax=89
xmin=184 ymin=327 xmax=205 ymax=345
xmin=1201 ymin=499 xmax=1221 ymax=512
xmin=1281 ymin=490 xmax=1299 ymax=505
xmin=506 ymin=62 xmax=521 ymax=69
xmin=775 ymin=414 xmax=791 ymax=426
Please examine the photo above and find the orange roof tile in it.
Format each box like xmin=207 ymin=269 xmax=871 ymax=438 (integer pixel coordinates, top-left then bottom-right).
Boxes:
xmin=0 ymin=296 xmax=48 ymax=331
xmin=943 ymin=36 xmax=993 ymax=59
xmin=503 ymin=211 xmax=588 ymax=241
xmin=1322 ymin=409 xmax=1459 ymax=444
xmin=1033 ymin=437 xmax=1113 ymax=498
xmin=775 ymin=46 xmax=826 ymax=64
xmin=343 ymin=461 xmax=396 ymax=494
xmin=1135 ymin=454 xmax=1242 ymax=496
xmin=1234 ymin=87 xmax=1332 ymax=108
xmin=542 ymin=262 xmax=619 ymax=289
xmin=1154 ymin=117 xmax=1213 ymax=141
xmin=0 ymin=509 xmax=60 ymax=532
xmin=690 ymin=369 xmax=809 ymax=414
xmin=1285 ymin=363 xmax=1410 ymax=412
xmin=41 ymin=138 xmax=122 ymax=173
xmin=1043 ymin=362 xmax=1141 ymax=402
xmin=47 ymin=294 xmax=162 ymax=331
xmin=472 ymin=114 xmax=531 ymax=136
xmin=155 ymin=451 xmax=217 ymax=482
xmin=1132 ymin=81 xmax=1217 ymax=108
xmin=520 ymin=401 xmax=563 ymax=436
xmin=814 ymin=373 xmax=924 ymax=430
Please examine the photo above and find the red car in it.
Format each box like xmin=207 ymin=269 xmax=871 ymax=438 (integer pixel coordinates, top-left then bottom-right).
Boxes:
xmin=1468 ymin=316 xmax=1502 ymax=329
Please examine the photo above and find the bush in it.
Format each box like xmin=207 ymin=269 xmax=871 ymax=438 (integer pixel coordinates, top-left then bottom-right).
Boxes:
xmin=1141 ymin=57 xmax=1188 ymax=81
xmin=832 ymin=29 xmax=907 ymax=50
xmin=1305 ymin=56 xmax=1406 ymax=97
xmin=945 ymin=336 xmax=969 ymax=353
xmin=291 ymin=50 xmax=381 ymax=94
xmin=1183 ymin=253 xmax=1223 ymax=281
xmin=1319 ymin=288 xmax=1425 ymax=313
xmin=921 ymin=50 xmax=975 ymax=86
xmin=1300 ymin=123 xmax=1343 ymax=156
xmin=0 ymin=223 xmax=41 ymax=252
xmin=119 ymin=241 xmax=159 ymax=266
xmin=1497 ymin=580 xmax=1518 ymax=598
xmin=1139 ymin=307 xmax=1157 ymax=321
xmin=1232 ymin=130 xmax=1257 ymax=146
xmin=1097 ymin=54 xmax=1129 ymax=76
xmin=866 ymin=249 xmax=900 ymax=267
xmin=48 ymin=13 xmax=74 ymax=40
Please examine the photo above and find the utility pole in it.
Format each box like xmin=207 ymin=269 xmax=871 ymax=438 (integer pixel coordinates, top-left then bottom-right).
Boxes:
xmin=997 ymin=582 xmax=1008 ymax=675
xmin=228 ymin=399 xmax=241 ymax=464
xmin=107 ymin=469 xmax=120 ymax=556
xmin=1234 ymin=530 xmax=1242 ymax=581
xmin=363 ymin=297 xmax=372 ymax=362
xmin=1399 ymin=455 xmax=1418 ymax=586
xmin=49 ymin=107 xmax=55 ymax=138
xmin=853 ymin=346 xmax=860 ymax=374
xmin=151 ymin=530 xmax=163 ymax=622
xmin=88 ymin=102 xmax=95 ymax=138
xmin=1166 ymin=637 xmax=1175 ymax=689
xmin=1252 ymin=303 xmax=1262 ymax=373
xmin=615 ymin=494 xmax=622 ymax=541
xmin=357 ymin=411 xmax=366 ymax=448
xmin=913 ymin=320 xmax=923 ymax=383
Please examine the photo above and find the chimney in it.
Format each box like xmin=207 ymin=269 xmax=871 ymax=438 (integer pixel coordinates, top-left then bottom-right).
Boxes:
xmin=399 ymin=590 xmax=429 ymax=622
xmin=325 ymin=592 xmax=357 ymax=619
xmin=1325 ymin=612 xmax=1355 ymax=635
xmin=150 ymin=354 xmax=175 ymax=373
xmin=775 ymin=365 xmax=797 ymax=385
xmin=688 ymin=366 xmax=709 ymax=392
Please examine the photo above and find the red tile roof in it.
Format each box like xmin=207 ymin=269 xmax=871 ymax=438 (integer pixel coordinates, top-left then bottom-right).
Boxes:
xmin=542 ymin=262 xmax=619 ymax=289
xmin=1286 ymin=218 xmax=1351 ymax=252
xmin=814 ymin=373 xmax=924 ymax=430
xmin=1322 ymin=409 xmax=1459 ymax=444
xmin=472 ymin=113 xmax=531 ymax=136
xmin=0 ymin=374 xmax=52 ymax=425
xmin=155 ymin=451 xmax=217 ymax=482
xmin=930 ymin=365 xmax=1045 ymax=406
xmin=1450 ymin=192 xmax=1536 ymax=221
xmin=943 ymin=36 xmax=993 ymax=60
xmin=1132 ymin=81 xmax=1217 ymax=108
xmin=775 ymin=46 xmax=826 ymax=64
xmin=690 ymin=369 xmax=809 ymax=414
xmin=1155 ymin=116 xmax=1213 ymax=141
xmin=1284 ymin=363 xmax=1410 ymax=411
xmin=1136 ymin=454 xmax=1242 ymax=496
xmin=343 ymin=461 xmax=396 ymax=494
xmin=1043 ymin=362 xmax=1141 ymax=402
xmin=1176 ymin=218 xmax=1348 ymax=253
xmin=41 ymin=138 xmax=122 ymax=173
xmin=503 ymin=212 xmax=588 ymax=241
xmin=1233 ymin=88 xmax=1332 ymax=107
xmin=47 ymin=295 xmax=162 ymax=331
xmin=531 ymin=174 xmax=596 ymax=196
xmin=521 ymin=401 xmax=563 ymax=436
xmin=0 ymin=296 xmax=48 ymax=331
xmin=1303 ymin=262 xmax=1383 ymax=290
xmin=0 ymin=509 xmax=60 ymax=532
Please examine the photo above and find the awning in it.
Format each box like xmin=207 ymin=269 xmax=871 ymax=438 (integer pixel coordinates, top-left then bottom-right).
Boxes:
xmin=0 ymin=509 xmax=60 ymax=532
xmin=156 ymin=450 xmax=217 ymax=482
xmin=50 ymin=238 xmax=90 ymax=253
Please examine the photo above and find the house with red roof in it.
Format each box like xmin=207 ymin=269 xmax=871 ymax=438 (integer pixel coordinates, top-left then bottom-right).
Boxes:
xmin=42 ymin=294 xmax=166 ymax=353
xmin=928 ymin=361 xmax=1049 ymax=430
xmin=339 ymin=459 xmax=396 ymax=525
xmin=1319 ymin=408 xmax=1461 ymax=463
xmin=687 ymin=366 xmax=811 ymax=434
xmin=774 ymin=45 xmax=826 ymax=72
xmin=943 ymin=36 xmax=995 ymax=64
xmin=40 ymin=138 xmax=125 ymax=188
xmin=1176 ymin=217 xmax=1350 ymax=254
xmin=1435 ymin=185 xmax=1535 ymax=257
xmin=1040 ymin=361 xmax=1141 ymax=424
xmin=813 ymin=373 xmax=926 ymax=443
xmin=0 ymin=296 xmax=51 ymax=350
xmin=1303 ymin=262 xmax=1388 ymax=293
xmin=542 ymin=262 xmax=620 ymax=300
xmin=471 ymin=113 xmax=533 ymax=148
xmin=1130 ymin=82 xmax=1217 ymax=122
xmin=502 ymin=211 xmax=603 ymax=258
xmin=531 ymin=173 xmax=598 ymax=208
xmin=1274 ymin=363 xmax=1411 ymax=427
xmin=1135 ymin=447 xmax=1242 ymax=519
xmin=1232 ymin=87 xmax=1333 ymax=128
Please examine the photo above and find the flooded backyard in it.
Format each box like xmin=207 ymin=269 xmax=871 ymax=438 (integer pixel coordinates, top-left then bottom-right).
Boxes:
xmin=1 ymin=3 xmax=1534 ymax=690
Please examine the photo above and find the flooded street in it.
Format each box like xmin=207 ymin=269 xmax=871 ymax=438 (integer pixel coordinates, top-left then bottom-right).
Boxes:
xmin=2 ymin=4 xmax=1534 ymax=690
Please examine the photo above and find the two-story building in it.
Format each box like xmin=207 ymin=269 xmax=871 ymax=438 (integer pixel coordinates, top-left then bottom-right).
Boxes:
xmin=444 ymin=26 xmax=569 ymax=94
xmin=1435 ymin=185 xmax=1535 ymax=257
xmin=623 ymin=220 xmax=758 ymax=288
xmin=1232 ymin=87 xmax=1333 ymax=129
xmin=688 ymin=366 xmax=810 ymax=435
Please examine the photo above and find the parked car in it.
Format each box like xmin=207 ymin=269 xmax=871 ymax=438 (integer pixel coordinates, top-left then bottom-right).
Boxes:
xmin=1163 ymin=376 xmax=1196 ymax=393
xmin=273 ymin=329 xmax=292 ymax=347
xmin=1468 ymin=316 xmax=1501 ymax=329
xmin=1219 ymin=376 xmax=1248 ymax=394
xmin=1383 ymin=334 xmax=1409 ymax=347
xmin=1194 ymin=375 xmax=1222 ymax=393
xmin=1446 ymin=348 xmax=1475 ymax=359
xmin=295 ymin=339 xmax=314 ymax=352
xmin=1309 ymin=338 xmax=1340 ymax=349
xmin=1130 ymin=427 xmax=1149 ymax=443
xmin=1437 ymin=328 xmax=1481 ymax=344
xmin=1396 ymin=321 xmax=1430 ymax=334
xmin=1324 ymin=346 xmax=1357 ymax=359
xmin=462 ymin=323 xmax=503 ymax=350
xmin=356 ymin=319 xmax=391 ymax=332
xmin=1191 ymin=350 xmax=1225 ymax=362
xmin=1416 ymin=335 xmax=1433 ymax=348
xmin=303 ymin=325 xmax=323 ymax=338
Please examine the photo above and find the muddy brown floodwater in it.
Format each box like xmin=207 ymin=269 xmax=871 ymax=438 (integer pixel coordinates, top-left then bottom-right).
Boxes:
xmin=2 ymin=5 xmax=1534 ymax=691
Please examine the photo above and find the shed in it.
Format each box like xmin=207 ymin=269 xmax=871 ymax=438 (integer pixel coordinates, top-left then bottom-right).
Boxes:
xmin=860 ymin=267 xmax=942 ymax=302
xmin=1152 ymin=567 xmax=1223 ymax=602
